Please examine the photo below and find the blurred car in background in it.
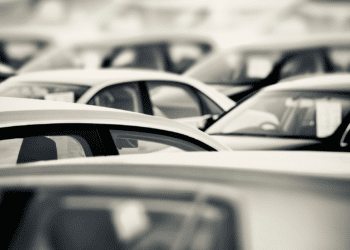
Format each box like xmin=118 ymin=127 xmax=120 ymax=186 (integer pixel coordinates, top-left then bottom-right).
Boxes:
xmin=2 ymin=150 xmax=350 ymax=249
xmin=0 ymin=27 xmax=59 ymax=81
xmin=0 ymin=24 xmax=100 ymax=81
xmin=0 ymin=97 xmax=230 ymax=166
xmin=18 ymin=31 xmax=217 ymax=75
xmin=0 ymin=69 xmax=235 ymax=128
xmin=185 ymin=33 xmax=350 ymax=101
xmin=203 ymin=73 xmax=350 ymax=151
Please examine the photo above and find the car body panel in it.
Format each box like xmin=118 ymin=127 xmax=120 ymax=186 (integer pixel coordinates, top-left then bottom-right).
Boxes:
xmin=1 ymin=151 xmax=350 ymax=249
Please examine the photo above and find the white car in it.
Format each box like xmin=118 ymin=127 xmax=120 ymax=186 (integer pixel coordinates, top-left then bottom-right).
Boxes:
xmin=0 ymin=97 xmax=230 ymax=165
xmin=0 ymin=69 xmax=235 ymax=128
xmin=1 ymin=150 xmax=350 ymax=250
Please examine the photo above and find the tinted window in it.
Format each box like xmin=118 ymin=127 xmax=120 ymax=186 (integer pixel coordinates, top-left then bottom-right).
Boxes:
xmin=279 ymin=51 xmax=323 ymax=80
xmin=103 ymin=45 xmax=164 ymax=70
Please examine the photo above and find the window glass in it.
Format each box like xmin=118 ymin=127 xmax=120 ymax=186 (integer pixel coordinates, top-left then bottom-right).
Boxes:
xmin=207 ymin=91 xmax=350 ymax=138
xmin=328 ymin=48 xmax=350 ymax=72
xmin=187 ymin=50 xmax=280 ymax=85
xmin=185 ymin=51 xmax=242 ymax=85
xmin=110 ymin=129 xmax=207 ymax=154
xmin=279 ymin=52 xmax=320 ymax=80
xmin=108 ymin=46 xmax=164 ymax=70
xmin=0 ymin=135 xmax=92 ymax=165
xmin=168 ymin=43 xmax=209 ymax=73
xmin=88 ymin=83 xmax=142 ymax=113
xmin=147 ymin=81 xmax=201 ymax=119
xmin=0 ymin=82 xmax=90 ymax=102
xmin=30 ymin=195 xmax=230 ymax=250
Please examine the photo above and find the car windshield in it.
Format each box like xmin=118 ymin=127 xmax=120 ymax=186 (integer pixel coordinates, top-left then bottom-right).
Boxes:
xmin=0 ymin=82 xmax=90 ymax=102
xmin=186 ymin=49 xmax=279 ymax=85
xmin=206 ymin=91 xmax=350 ymax=139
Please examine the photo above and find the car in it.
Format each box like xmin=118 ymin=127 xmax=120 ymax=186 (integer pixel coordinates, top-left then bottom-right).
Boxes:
xmin=184 ymin=32 xmax=350 ymax=101
xmin=18 ymin=31 xmax=218 ymax=75
xmin=203 ymin=73 xmax=350 ymax=152
xmin=0 ymin=24 xmax=97 ymax=81
xmin=0 ymin=97 xmax=230 ymax=166
xmin=1 ymin=150 xmax=350 ymax=250
xmin=0 ymin=69 xmax=235 ymax=128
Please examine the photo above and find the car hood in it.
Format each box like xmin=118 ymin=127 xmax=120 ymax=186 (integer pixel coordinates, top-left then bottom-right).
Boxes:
xmin=210 ymin=135 xmax=323 ymax=150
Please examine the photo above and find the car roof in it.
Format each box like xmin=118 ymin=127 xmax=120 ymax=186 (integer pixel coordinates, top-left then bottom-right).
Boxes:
xmin=5 ymin=68 xmax=213 ymax=87
xmin=3 ymin=151 xmax=350 ymax=180
xmin=0 ymin=97 xmax=229 ymax=151
xmin=263 ymin=73 xmax=350 ymax=93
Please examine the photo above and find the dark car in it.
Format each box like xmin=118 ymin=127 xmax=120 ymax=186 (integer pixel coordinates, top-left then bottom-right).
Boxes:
xmin=1 ymin=150 xmax=350 ymax=249
xmin=204 ymin=73 xmax=350 ymax=152
xmin=185 ymin=33 xmax=350 ymax=101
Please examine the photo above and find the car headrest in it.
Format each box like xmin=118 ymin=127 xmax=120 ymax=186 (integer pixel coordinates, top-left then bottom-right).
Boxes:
xmin=17 ymin=136 xmax=58 ymax=164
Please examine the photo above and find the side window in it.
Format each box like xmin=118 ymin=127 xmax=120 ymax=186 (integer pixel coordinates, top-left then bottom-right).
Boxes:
xmin=110 ymin=129 xmax=208 ymax=155
xmin=88 ymin=83 xmax=142 ymax=113
xmin=279 ymin=51 xmax=323 ymax=80
xmin=168 ymin=43 xmax=211 ymax=73
xmin=0 ymin=135 xmax=92 ymax=165
xmin=328 ymin=48 xmax=350 ymax=72
xmin=146 ymin=81 xmax=201 ymax=119
xmin=30 ymin=195 xmax=234 ymax=250
xmin=108 ymin=45 xmax=164 ymax=70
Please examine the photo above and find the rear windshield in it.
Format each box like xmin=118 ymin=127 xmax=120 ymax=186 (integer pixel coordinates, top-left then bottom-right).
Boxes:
xmin=0 ymin=82 xmax=90 ymax=102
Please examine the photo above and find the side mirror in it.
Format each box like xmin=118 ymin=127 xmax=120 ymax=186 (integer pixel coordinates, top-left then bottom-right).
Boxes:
xmin=198 ymin=114 xmax=219 ymax=131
